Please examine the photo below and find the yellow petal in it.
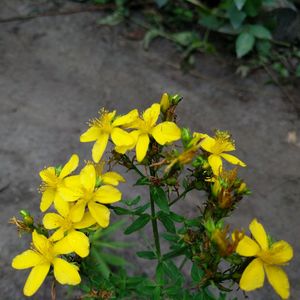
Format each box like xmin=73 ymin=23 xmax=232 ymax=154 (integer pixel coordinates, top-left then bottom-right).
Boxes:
xmin=200 ymin=136 xmax=215 ymax=153
xmin=40 ymin=188 xmax=55 ymax=212
xmin=112 ymin=109 xmax=139 ymax=127
xmin=94 ymin=185 xmax=122 ymax=204
xmin=39 ymin=167 xmax=56 ymax=184
xmin=80 ymin=126 xmax=101 ymax=142
xmin=23 ymin=263 xmax=50 ymax=296
xmin=70 ymin=199 xmax=86 ymax=223
xmin=220 ymin=153 xmax=246 ymax=167
xmin=208 ymin=154 xmax=223 ymax=175
xmin=49 ymin=228 xmax=65 ymax=241
xmin=265 ymin=265 xmax=290 ymax=299
xmin=102 ymin=171 xmax=125 ymax=186
xmin=74 ymin=212 xmax=96 ymax=229
xmin=63 ymin=175 xmax=81 ymax=188
xmin=152 ymin=122 xmax=181 ymax=145
xmin=59 ymin=154 xmax=79 ymax=179
xmin=114 ymin=130 xmax=139 ymax=154
xmin=54 ymin=193 xmax=70 ymax=217
xmin=53 ymin=258 xmax=81 ymax=285
xmin=67 ymin=230 xmax=90 ymax=257
xmin=12 ymin=250 xmax=43 ymax=269
xmin=43 ymin=213 xmax=64 ymax=229
xmin=249 ymin=218 xmax=268 ymax=250
xmin=59 ymin=186 xmax=81 ymax=202
xmin=53 ymin=236 xmax=74 ymax=255
xmin=136 ymin=133 xmax=150 ymax=162
xmin=111 ymin=127 xmax=134 ymax=146
xmin=88 ymin=201 xmax=110 ymax=228
xmin=32 ymin=231 xmax=49 ymax=254
xmin=80 ymin=164 xmax=96 ymax=192
xmin=92 ymin=134 xmax=109 ymax=163
xmin=264 ymin=241 xmax=293 ymax=265
xmin=236 ymin=236 xmax=260 ymax=257
xmin=239 ymin=258 xmax=265 ymax=291
xmin=142 ymin=103 xmax=160 ymax=126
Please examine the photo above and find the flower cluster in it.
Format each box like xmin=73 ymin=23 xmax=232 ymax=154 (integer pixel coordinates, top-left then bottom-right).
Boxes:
xmin=11 ymin=93 xmax=293 ymax=299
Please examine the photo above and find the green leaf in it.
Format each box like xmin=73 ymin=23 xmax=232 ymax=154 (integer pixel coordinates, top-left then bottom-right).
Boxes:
xmin=124 ymin=195 xmax=141 ymax=206
xmin=135 ymin=177 xmax=150 ymax=186
xmin=97 ymin=10 xmax=125 ymax=26
xmin=100 ymin=252 xmax=128 ymax=266
xmin=136 ymin=251 xmax=157 ymax=260
xmin=248 ymin=25 xmax=272 ymax=40
xmin=134 ymin=202 xmax=150 ymax=215
xmin=228 ymin=3 xmax=246 ymax=29
xmin=112 ymin=206 xmax=132 ymax=215
xmin=255 ymin=39 xmax=271 ymax=57
xmin=155 ymin=262 xmax=165 ymax=285
xmin=161 ymin=260 xmax=184 ymax=284
xmin=150 ymin=186 xmax=169 ymax=213
xmin=171 ymin=31 xmax=198 ymax=47
xmin=143 ymin=29 xmax=162 ymax=50
xmin=199 ymin=14 xmax=223 ymax=30
xmin=169 ymin=211 xmax=185 ymax=223
xmin=244 ymin=0 xmax=262 ymax=17
xmin=191 ymin=263 xmax=204 ymax=282
xmin=161 ymin=232 xmax=179 ymax=242
xmin=90 ymin=249 xmax=110 ymax=279
xmin=236 ymin=32 xmax=255 ymax=58
xmin=234 ymin=0 xmax=247 ymax=10
xmin=124 ymin=214 xmax=151 ymax=234
xmin=157 ymin=211 xmax=176 ymax=233
xmin=94 ymin=241 xmax=132 ymax=249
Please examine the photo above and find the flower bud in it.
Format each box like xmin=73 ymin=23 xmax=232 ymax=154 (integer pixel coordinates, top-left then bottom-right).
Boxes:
xmin=19 ymin=210 xmax=34 ymax=226
xmin=181 ymin=128 xmax=192 ymax=146
xmin=160 ymin=93 xmax=170 ymax=113
xmin=171 ymin=94 xmax=182 ymax=105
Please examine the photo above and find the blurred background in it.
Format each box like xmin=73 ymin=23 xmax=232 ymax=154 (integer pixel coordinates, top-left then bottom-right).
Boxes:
xmin=0 ymin=0 xmax=299 ymax=299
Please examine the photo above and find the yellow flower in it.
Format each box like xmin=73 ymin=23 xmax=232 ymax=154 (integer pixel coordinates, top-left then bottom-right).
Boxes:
xmin=43 ymin=203 xmax=96 ymax=257
xmin=201 ymin=131 xmax=246 ymax=175
xmin=12 ymin=230 xmax=81 ymax=296
xmin=236 ymin=219 xmax=293 ymax=299
xmin=80 ymin=109 xmax=138 ymax=163
xmin=128 ymin=103 xmax=181 ymax=162
xmin=88 ymin=160 xmax=125 ymax=186
xmin=39 ymin=154 xmax=79 ymax=215
xmin=60 ymin=164 xmax=121 ymax=227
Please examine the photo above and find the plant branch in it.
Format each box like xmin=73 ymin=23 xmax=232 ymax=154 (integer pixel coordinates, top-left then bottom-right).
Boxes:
xmin=170 ymin=187 xmax=194 ymax=207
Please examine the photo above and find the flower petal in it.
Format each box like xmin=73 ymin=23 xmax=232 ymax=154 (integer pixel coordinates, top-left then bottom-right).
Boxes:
xmin=265 ymin=265 xmax=290 ymax=299
xmin=239 ymin=258 xmax=265 ymax=291
xmin=80 ymin=164 xmax=96 ymax=192
xmin=136 ymin=133 xmax=150 ymax=162
xmin=12 ymin=250 xmax=43 ymax=269
xmin=208 ymin=154 xmax=223 ymax=175
xmin=23 ymin=263 xmax=50 ymax=296
xmin=70 ymin=199 xmax=87 ymax=223
xmin=32 ymin=231 xmax=50 ymax=254
xmin=58 ymin=186 xmax=81 ymax=202
xmin=92 ymin=134 xmax=109 ymax=163
xmin=152 ymin=122 xmax=181 ymax=145
xmin=74 ymin=212 xmax=96 ymax=229
xmin=54 ymin=193 xmax=70 ymax=217
xmin=112 ymin=109 xmax=138 ymax=127
xmin=142 ymin=103 xmax=160 ymax=126
xmin=114 ymin=130 xmax=139 ymax=154
xmin=236 ymin=236 xmax=260 ymax=257
xmin=59 ymin=154 xmax=79 ymax=179
xmin=43 ymin=213 xmax=64 ymax=230
xmin=40 ymin=188 xmax=55 ymax=212
xmin=67 ymin=230 xmax=90 ymax=257
xmin=53 ymin=258 xmax=81 ymax=285
xmin=39 ymin=167 xmax=56 ymax=184
xmin=49 ymin=228 xmax=65 ymax=241
xmin=88 ymin=202 xmax=110 ymax=228
xmin=94 ymin=185 xmax=122 ymax=204
xmin=80 ymin=126 xmax=101 ymax=142
xmin=220 ymin=153 xmax=246 ymax=167
xmin=200 ymin=136 xmax=215 ymax=153
xmin=111 ymin=127 xmax=134 ymax=146
xmin=102 ymin=171 xmax=125 ymax=186
xmin=265 ymin=240 xmax=293 ymax=265
xmin=53 ymin=236 xmax=74 ymax=255
xmin=249 ymin=218 xmax=268 ymax=250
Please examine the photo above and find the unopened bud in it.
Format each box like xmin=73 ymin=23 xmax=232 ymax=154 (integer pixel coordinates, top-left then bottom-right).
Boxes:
xmin=181 ymin=128 xmax=192 ymax=146
xmin=160 ymin=93 xmax=170 ymax=113
xmin=171 ymin=94 xmax=182 ymax=105
xmin=20 ymin=210 xmax=34 ymax=226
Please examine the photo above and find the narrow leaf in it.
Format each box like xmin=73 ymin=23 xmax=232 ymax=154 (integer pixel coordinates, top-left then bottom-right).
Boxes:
xmin=136 ymin=251 xmax=157 ymax=260
xmin=151 ymin=186 xmax=169 ymax=213
xmin=124 ymin=214 xmax=150 ymax=234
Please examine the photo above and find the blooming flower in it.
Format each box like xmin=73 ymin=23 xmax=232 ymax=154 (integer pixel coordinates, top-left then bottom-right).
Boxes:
xmin=80 ymin=109 xmax=138 ymax=162
xmin=43 ymin=203 xmax=96 ymax=257
xmin=126 ymin=103 xmax=181 ymax=162
xmin=12 ymin=231 xmax=81 ymax=296
xmin=60 ymin=164 xmax=122 ymax=227
xmin=39 ymin=154 xmax=79 ymax=215
xmin=200 ymin=131 xmax=246 ymax=175
xmin=236 ymin=219 xmax=293 ymax=299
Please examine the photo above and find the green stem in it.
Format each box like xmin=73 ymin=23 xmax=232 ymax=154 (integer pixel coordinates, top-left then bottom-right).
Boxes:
xmin=169 ymin=187 xmax=194 ymax=207
xmin=149 ymin=168 xmax=161 ymax=259
xmin=123 ymin=154 xmax=145 ymax=177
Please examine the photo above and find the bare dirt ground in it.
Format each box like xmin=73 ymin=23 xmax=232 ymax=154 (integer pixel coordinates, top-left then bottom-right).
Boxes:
xmin=0 ymin=1 xmax=299 ymax=299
